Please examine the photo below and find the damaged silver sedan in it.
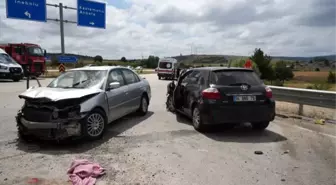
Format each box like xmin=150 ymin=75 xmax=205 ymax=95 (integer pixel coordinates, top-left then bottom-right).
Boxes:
xmin=16 ymin=66 xmax=151 ymax=140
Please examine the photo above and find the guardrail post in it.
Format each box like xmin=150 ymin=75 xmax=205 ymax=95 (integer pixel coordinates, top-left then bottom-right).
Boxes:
xmin=298 ymin=103 xmax=303 ymax=116
xmin=298 ymin=91 xmax=303 ymax=115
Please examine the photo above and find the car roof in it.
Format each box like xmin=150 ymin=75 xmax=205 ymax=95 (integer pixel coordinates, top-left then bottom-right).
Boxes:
xmin=70 ymin=66 xmax=130 ymax=71
xmin=192 ymin=67 xmax=254 ymax=72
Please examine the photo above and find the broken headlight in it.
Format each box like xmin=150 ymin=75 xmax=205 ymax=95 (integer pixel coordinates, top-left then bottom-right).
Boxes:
xmin=67 ymin=105 xmax=81 ymax=118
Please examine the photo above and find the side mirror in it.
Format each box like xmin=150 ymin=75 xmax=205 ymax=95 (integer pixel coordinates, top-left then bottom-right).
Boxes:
xmin=44 ymin=50 xmax=47 ymax=57
xmin=108 ymin=82 xmax=120 ymax=90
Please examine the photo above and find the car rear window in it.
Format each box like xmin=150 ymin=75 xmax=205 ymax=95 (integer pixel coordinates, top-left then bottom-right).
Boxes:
xmin=159 ymin=62 xmax=172 ymax=69
xmin=211 ymin=70 xmax=262 ymax=86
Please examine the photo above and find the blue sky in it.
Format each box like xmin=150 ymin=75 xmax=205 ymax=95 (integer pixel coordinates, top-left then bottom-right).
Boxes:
xmin=107 ymin=0 xmax=131 ymax=9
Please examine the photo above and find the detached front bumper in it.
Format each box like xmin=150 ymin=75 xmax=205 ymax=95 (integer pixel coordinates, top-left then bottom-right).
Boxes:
xmin=16 ymin=111 xmax=84 ymax=140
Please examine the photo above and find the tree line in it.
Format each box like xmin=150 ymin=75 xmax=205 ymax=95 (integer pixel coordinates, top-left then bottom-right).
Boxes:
xmin=231 ymin=48 xmax=294 ymax=86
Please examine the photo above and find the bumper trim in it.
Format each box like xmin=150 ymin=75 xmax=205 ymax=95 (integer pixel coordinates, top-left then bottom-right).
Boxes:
xmin=20 ymin=117 xmax=61 ymax=129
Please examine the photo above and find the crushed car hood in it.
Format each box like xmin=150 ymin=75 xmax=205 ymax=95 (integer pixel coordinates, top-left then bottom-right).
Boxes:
xmin=19 ymin=87 xmax=103 ymax=101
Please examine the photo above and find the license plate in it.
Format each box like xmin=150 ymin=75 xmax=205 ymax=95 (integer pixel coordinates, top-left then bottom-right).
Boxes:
xmin=234 ymin=95 xmax=256 ymax=102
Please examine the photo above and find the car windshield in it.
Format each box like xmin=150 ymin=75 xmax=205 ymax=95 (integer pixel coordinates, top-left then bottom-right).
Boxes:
xmin=212 ymin=70 xmax=262 ymax=86
xmin=0 ymin=53 xmax=18 ymax=65
xmin=159 ymin=61 xmax=173 ymax=69
xmin=47 ymin=70 xmax=107 ymax=89
xmin=27 ymin=47 xmax=44 ymax=56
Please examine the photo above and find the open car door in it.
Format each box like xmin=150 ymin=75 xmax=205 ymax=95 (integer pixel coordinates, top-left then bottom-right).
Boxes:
xmin=173 ymin=69 xmax=193 ymax=110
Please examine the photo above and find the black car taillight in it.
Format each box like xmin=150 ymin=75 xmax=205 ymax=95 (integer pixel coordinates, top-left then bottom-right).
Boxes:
xmin=265 ymin=86 xmax=272 ymax=99
xmin=201 ymin=87 xmax=221 ymax=100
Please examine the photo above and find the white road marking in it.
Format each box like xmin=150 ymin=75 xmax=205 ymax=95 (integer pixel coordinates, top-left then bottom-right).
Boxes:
xmin=293 ymin=125 xmax=336 ymax=139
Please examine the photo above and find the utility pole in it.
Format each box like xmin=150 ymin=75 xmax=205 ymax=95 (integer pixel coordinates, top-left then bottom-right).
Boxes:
xmin=46 ymin=3 xmax=77 ymax=55
xmin=59 ymin=3 xmax=65 ymax=55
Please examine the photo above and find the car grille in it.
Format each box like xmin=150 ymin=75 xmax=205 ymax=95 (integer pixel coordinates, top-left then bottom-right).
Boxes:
xmin=23 ymin=107 xmax=52 ymax=122
xmin=34 ymin=63 xmax=43 ymax=72
xmin=9 ymin=67 xmax=22 ymax=73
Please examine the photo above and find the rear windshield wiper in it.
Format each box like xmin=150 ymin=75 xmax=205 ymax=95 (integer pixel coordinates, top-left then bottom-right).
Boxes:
xmin=228 ymin=83 xmax=248 ymax=86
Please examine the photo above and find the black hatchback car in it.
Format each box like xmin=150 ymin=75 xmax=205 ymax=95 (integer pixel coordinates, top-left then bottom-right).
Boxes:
xmin=170 ymin=67 xmax=275 ymax=132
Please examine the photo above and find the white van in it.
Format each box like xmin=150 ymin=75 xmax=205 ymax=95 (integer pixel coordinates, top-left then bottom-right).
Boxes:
xmin=0 ymin=48 xmax=24 ymax=82
xmin=157 ymin=57 xmax=177 ymax=80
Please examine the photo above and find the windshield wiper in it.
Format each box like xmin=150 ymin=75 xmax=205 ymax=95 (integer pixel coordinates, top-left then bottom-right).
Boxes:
xmin=72 ymin=80 xmax=89 ymax=87
xmin=228 ymin=83 xmax=249 ymax=86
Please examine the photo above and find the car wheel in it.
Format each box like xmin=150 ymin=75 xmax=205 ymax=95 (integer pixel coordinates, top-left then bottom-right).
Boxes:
xmin=166 ymin=95 xmax=175 ymax=112
xmin=192 ymin=105 xmax=206 ymax=132
xmin=12 ymin=77 xmax=20 ymax=82
xmin=82 ymin=109 xmax=107 ymax=140
xmin=137 ymin=95 xmax=149 ymax=116
xmin=251 ymin=121 xmax=270 ymax=130
xmin=158 ymin=76 xmax=161 ymax=80
xmin=17 ymin=124 xmax=31 ymax=141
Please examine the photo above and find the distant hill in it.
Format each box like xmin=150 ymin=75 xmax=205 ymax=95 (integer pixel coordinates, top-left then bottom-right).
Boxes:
xmin=46 ymin=53 xmax=336 ymax=63
xmin=271 ymin=55 xmax=336 ymax=62
xmin=46 ymin=53 xmax=141 ymax=62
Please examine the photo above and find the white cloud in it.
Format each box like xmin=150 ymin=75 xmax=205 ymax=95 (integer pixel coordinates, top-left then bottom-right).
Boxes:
xmin=0 ymin=0 xmax=335 ymax=59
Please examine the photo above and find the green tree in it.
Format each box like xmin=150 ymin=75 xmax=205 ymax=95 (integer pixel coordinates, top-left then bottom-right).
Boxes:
xmin=94 ymin=55 xmax=103 ymax=63
xmin=121 ymin=56 xmax=127 ymax=62
xmin=327 ymin=71 xmax=335 ymax=83
xmin=141 ymin=55 xmax=159 ymax=68
xmin=315 ymin=68 xmax=320 ymax=71
xmin=250 ymin=48 xmax=274 ymax=80
xmin=274 ymin=61 xmax=294 ymax=84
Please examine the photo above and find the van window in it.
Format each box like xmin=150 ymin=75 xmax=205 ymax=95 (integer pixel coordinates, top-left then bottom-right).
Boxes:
xmin=159 ymin=62 xmax=173 ymax=69
xmin=0 ymin=53 xmax=17 ymax=64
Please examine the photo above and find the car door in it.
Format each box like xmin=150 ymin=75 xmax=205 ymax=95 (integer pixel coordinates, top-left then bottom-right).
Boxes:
xmin=120 ymin=68 xmax=142 ymax=113
xmin=182 ymin=70 xmax=202 ymax=116
xmin=105 ymin=69 xmax=129 ymax=121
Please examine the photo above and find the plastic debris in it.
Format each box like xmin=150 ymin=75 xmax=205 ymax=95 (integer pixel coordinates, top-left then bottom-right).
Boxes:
xmin=314 ymin=119 xmax=325 ymax=125
xmin=254 ymin=151 xmax=263 ymax=155
xmin=27 ymin=178 xmax=39 ymax=184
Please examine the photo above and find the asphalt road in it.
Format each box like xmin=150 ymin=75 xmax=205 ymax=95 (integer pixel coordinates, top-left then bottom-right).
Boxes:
xmin=0 ymin=75 xmax=335 ymax=185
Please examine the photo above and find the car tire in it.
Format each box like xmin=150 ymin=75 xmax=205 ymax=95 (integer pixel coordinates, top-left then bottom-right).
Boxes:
xmin=166 ymin=95 xmax=175 ymax=112
xmin=251 ymin=121 xmax=270 ymax=130
xmin=158 ymin=76 xmax=161 ymax=80
xmin=192 ymin=105 xmax=207 ymax=132
xmin=17 ymin=124 xmax=28 ymax=140
xmin=12 ymin=77 xmax=20 ymax=82
xmin=82 ymin=108 xmax=107 ymax=140
xmin=137 ymin=95 xmax=149 ymax=116
xmin=16 ymin=115 xmax=34 ymax=142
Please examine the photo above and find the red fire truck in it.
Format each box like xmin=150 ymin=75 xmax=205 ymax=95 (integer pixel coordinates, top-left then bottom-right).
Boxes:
xmin=0 ymin=43 xmax=46 ymax=77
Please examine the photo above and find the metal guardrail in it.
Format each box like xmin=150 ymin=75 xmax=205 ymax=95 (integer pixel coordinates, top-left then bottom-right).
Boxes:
xmin=269 ymin=86 xmax=336 ymax=115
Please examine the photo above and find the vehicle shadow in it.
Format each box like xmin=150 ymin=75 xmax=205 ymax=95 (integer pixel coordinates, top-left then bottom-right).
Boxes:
xmin=15 ymin=111 xmax=154 ymax=155
xmin=175 ymin=112 xmax=287 ymax=143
